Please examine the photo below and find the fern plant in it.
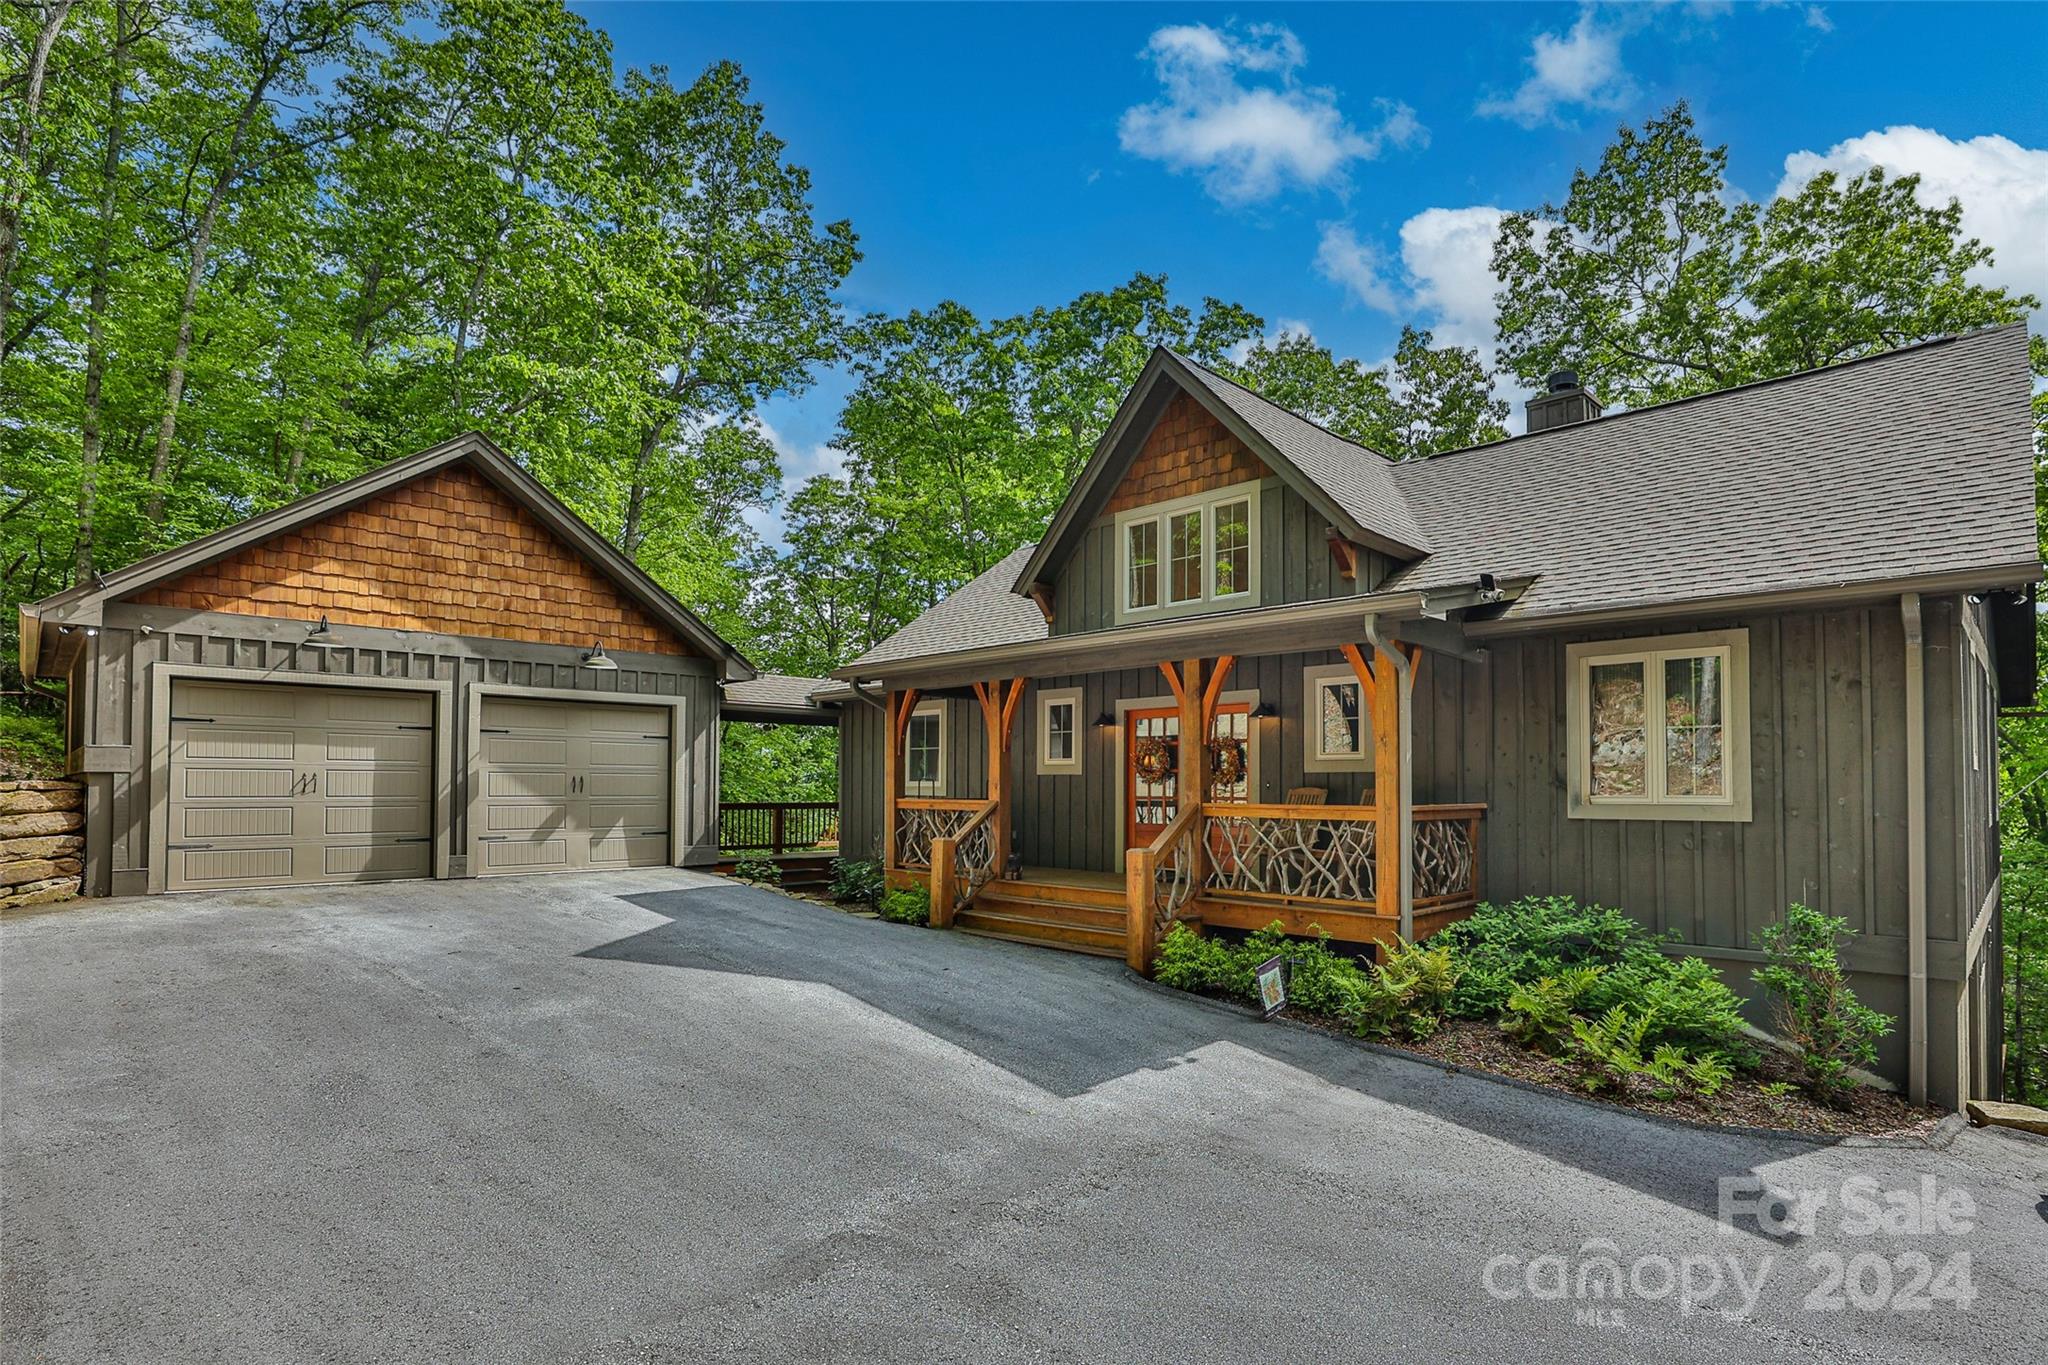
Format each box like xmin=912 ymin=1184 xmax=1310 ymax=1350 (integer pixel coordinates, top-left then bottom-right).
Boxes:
xmin=1348 ymin=937 xmax=1461 ymax=1041
xmin=1500 ymin=965 xmax=1607 ymax=1054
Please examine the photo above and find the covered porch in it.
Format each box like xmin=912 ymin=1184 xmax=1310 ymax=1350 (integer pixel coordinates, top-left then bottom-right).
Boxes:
xmin=876 ymin=630 xmax=1487 ymax=969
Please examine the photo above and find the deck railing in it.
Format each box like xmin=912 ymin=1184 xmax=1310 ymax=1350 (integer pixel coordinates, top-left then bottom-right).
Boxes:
xmin=1412 ymin=804 xmax=1484 ymax=908
xmin=719 ymin=801 xmax=838 ymax=855
xmin=893 ymin=797 xmax=983 ymax=870
xmin=930 ymin=798 xmax=999 ymax=927
xmin=1123 ymin=801 xmax=1201 ymax=970
xmin=1203 ymin=803 xmax=1378 ymax=903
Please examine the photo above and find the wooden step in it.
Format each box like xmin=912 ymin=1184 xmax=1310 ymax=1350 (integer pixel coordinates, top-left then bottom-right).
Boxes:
xmin=970 ymin=892 xmax=1124 ymax=932
xmin=984 ymin=876 xmax=1127 ymax=911
xmin=954 ymin=905 xmax=1126 ymax=956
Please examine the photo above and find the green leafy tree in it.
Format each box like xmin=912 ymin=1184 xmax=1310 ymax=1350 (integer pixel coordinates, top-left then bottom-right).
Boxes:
xmin=1492 ymin=102 xmax=2036 ymax=408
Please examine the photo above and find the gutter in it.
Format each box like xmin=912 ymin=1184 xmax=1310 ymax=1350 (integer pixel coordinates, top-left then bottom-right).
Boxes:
xmin=1902 ymin=592 xmax=1928 ymax=1106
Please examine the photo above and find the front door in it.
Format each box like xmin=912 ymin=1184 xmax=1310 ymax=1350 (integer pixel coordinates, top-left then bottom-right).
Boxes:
xmin=1124 ymin=702 xmax=1252 ymax=853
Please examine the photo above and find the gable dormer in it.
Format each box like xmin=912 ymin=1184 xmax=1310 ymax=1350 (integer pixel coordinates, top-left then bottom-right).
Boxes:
xmin=1013 ymin=349 xmax=1430 ymax=636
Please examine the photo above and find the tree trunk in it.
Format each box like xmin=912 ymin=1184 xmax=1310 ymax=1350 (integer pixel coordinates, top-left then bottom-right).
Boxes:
xmin=0 ymin=0 xmax=78 ymax=345
xmin=77 ymin=0 xmax=136 ymax=585
xmin=144 ymin=86 xmax=269 ymax=527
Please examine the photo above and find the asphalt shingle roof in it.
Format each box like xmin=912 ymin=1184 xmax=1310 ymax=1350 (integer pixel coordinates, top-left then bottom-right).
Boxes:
xmin=1383 ymin=323 xmax=2038 ymax=621
xmin=851 ymin=545 xmax=1048 ymax=670
xmin=723 ymin=673 xmax=834 ymax=710
xmin=1170 ymin=353 xmax=1435 ymax=555
xmin=844 ymin=325 xmax=2038 ymax=672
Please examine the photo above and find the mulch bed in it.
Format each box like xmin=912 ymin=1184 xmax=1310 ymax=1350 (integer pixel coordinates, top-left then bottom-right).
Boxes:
xmin=1283 ymin=1011 xmax=1945 ymax=1139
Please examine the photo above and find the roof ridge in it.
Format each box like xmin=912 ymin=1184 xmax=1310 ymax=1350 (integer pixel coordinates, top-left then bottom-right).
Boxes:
xmin=1403 ymin=322 xmax=2017 ymax=468
xmin=1164 ymin=346 xmax=1401 ymax=465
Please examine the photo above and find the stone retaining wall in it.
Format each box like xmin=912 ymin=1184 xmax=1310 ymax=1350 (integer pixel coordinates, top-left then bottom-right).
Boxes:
xmin=1 ymin=780 xmax=84 ymax=909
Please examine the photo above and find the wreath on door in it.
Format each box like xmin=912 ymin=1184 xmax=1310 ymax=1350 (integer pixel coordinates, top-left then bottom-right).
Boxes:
xmin=1208 ymin=736 xmax=1247 ymax=787
xmin=1133 ymin=735 xmax=1174 ymax=784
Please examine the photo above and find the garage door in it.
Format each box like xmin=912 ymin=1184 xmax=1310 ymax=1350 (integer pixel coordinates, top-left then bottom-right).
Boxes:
xmin=475 ymin=697 xmax=671 ymax=875
xmin=166 ymin=681 xmax=434 ymax=891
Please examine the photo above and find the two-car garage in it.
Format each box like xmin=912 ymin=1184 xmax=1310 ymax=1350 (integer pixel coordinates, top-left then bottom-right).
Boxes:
xmin=162 ymin=679 xmax=679 ymax=892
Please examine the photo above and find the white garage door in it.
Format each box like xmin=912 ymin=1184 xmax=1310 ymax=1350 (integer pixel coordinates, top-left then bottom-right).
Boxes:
xmin=166 ymin=681 xmax=434 ymax=891
xmin=474 ymin=697 xmax=671 ymax=875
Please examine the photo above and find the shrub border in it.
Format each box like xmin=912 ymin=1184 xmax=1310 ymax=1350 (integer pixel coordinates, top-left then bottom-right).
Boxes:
xmin=1123 ymin=967 xmax=1966 ymax=1151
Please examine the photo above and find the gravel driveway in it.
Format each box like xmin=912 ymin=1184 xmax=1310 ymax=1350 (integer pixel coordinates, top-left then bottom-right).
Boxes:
xmin=3 ymin=872 xmax=2043 ymax=1364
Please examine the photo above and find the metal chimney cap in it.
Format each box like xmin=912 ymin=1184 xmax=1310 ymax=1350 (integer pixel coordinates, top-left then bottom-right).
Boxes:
xmin=1546 ymin=369 xmax=1579 ymax=393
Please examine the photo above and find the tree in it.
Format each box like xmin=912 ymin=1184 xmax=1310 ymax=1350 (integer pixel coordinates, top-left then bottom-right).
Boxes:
xmin=1225 ymin=324 xmax=1507 ymax=459
xmin=1492 ymin=102 xmax=2036 ymax=408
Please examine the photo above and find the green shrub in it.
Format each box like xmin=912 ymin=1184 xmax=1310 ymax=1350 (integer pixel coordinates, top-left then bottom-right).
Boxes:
xmin=1754 ymin=903 xmax=1893 ymax=1107
xmin=1153 ymin=923 xmax=1237 ymax=992
xmin=1584 ymin=954 xmax=1756 ymax=1069
xmin=1434 ymin=895 xmax=1667 ymax=1019
xmin=1567 ymin=1004 xmax=1734 ymax=1100
xmin=1347 ymin=937 xmax=1460 ymax=1041
xmin=1501 ymin=965 xmax=1607 ymax=1054
xmin=0 ymin=704 xmax=64 ymax=779
xmin=732 ymin=856 xmax=781 ymax=886
xmin=829 ymin=857 xmax=885 ymax=907
xmin=878 ymin=885 xmax=931 ymax=926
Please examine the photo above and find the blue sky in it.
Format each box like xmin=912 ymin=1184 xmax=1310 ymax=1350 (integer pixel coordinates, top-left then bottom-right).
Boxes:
xmin=572 ymin=2 xmax=2048 ymax=535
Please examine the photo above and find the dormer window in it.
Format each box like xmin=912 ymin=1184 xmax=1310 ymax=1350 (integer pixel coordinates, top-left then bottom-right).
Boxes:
xmin=1116 ymin=480 xmax=1262 ymax=622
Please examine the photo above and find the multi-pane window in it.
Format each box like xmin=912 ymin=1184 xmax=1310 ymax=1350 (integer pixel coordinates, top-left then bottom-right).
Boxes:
xmin=1570 ymin=631 xmax=1748 ymax=820
xmin=1316 ymin=678 xmax=1363 ymax=761
xmin=1117 ymin=480 xmax=1260 ymax=618
xmin=905 ymin=707 xmax=944 ymax=796
xmin=1168 ymin=510 xmax=1204 ymax=603
xmin=1212 ymin=498 xmax=1251 ymax=599
xmin=1038 ymin=688 xmax=1081 ymax=773
xmin=1126 ymin=520 xmax=1159 ymax=611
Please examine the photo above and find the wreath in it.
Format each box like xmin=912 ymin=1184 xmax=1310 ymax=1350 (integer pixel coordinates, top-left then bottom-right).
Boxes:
xmin=1133 ymin=735 xmax=1174 ymax=784
xmin=1208 ymin=736 xmax=1247 ymax=787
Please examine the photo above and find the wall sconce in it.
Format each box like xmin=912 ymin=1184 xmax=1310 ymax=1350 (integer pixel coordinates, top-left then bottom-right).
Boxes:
xmin=581 ymin=639 xmax=619 ymax=670
xmin=1251 ymin=701 xmax=1278 ymax=719
xmin=300 ymin=615 xmax=333 ymax=648
xmin=1092 ymin=711 xmax=1116 ymax=729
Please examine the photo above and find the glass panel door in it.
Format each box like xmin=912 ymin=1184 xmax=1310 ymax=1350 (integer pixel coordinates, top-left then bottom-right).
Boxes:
xmin=1125 ymin=708 xmax=1180 ymax=851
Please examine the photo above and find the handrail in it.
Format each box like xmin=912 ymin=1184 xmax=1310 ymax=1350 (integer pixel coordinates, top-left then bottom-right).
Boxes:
xmin=896 ymin=796 xmax=985 ymax=811
xmin=931 ymin=796 xmax=999 ymax=927
xmin=1124 ymin=799 xmax=1201 ymax=971
xmin=718 ymin=801 xmax=839 ymax=855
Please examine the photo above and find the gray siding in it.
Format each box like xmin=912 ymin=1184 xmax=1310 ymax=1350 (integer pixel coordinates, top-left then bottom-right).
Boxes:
xmin=1048 ymin=479 xmax=1396 ymax=637
xmin=80 ymin=605 xmax=719 ymax=894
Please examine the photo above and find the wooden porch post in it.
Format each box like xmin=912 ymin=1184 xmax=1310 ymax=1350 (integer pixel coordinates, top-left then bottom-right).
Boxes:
xmin=1172 ymin=658 xmax=1206 ymax=888
xmin=1367 ymin=640 xmax=1421 ymax=941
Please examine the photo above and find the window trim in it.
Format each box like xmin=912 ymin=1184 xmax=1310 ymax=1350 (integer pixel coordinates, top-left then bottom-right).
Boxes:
xmin=1035 ymin=686 xmax=1083 ymax=775
xmin=1114 ymin=479 xmax=1263 ymax=624
xmin=903 ymin=700 xmax=947 ymax=798
xmin=1301 ymin=662 xmax=1372 ymax=773
xmin=1565 ymin=628 xmax=1751 ymax=823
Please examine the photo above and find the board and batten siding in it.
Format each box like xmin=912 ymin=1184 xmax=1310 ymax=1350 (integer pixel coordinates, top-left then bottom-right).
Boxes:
xmin=75 ymin=605 xmax=720 ymax=895
xmin=1047 ymin=480 xmax=1395 ymax=637
xmin=835 ymin=693 xmax=989 ymax=862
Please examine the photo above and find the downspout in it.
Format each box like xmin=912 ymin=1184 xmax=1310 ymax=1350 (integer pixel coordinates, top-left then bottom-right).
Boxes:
xmin=1902 ymin=593 xmax=1928 ymax=1106
xmin=1361 ymin=614 xmax=1414 ymax=941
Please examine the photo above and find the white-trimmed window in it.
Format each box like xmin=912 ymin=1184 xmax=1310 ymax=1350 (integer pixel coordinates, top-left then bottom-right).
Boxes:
xmin=1116 ymin=479 xmax=1262 ymax=622
xmin=1302 ymin=663 xmax=1372 ymax=772
xmin=1566 ymin=629 xmax=1751 ymax=822
xmin=1036 ymin=686 xmax=1083 ymax=774
xmin=904 ymin=701 xmax=946 ymax=797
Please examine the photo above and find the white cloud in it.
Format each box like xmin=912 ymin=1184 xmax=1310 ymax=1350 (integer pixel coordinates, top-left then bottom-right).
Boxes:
xmin=1398 ymin=207 xmax=1514 ymax=355
xmin=1803 ymin=6 xmax=1834 ymax=33
xmin=1777 ymin=127 xmax=2048 ymax=318
xmin=1314 ymin=224 xmax=1399 ymax=312
xmin=1477 ymin=8 xmax=1634 ymax=128
xmin=1119 ymin=22 xmax=1425 ymax=204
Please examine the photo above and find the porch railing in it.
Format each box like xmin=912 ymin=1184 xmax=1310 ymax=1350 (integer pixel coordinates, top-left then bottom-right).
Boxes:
xmin=1123 ymin=800 xmax=1201 ymax=970
xmin=1413 ymin=804 xmax=1484 ymax=908
xmin=930 ymin=798 xmax=999 ymax=927
xmin=1199 ymin=801 xmax=1484 ymax=909
xmin=719 ymin=801 xmax=838 ymax=854
xmin=894 ymin=797 xmax=983 ymax=870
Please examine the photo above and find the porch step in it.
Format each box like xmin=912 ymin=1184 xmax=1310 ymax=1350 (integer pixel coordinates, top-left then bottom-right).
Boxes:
xmin=954 ymin=900 xmax=1127 ymax=957
xmin=983 ymin=876 xmax=1128 ymax=912
xmin=972 ymin=890 xmax=1124 ymax=932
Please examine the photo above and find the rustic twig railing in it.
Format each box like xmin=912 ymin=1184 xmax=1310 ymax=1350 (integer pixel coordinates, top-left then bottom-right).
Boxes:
xmin=1124 ymin=800 xmax=1201 ymax=970
xmin=894 ymin=797 xmax=982 ymax=870
xmin=1412 ymin=803 xmax=1484 ymax=908
xmin=930 ymin=798 xmax=999 ymax=928
xmin=1203 ymin=803 xmax=1378 ymax=902
xmin=718 ymin=801 xmax=838 ymax=855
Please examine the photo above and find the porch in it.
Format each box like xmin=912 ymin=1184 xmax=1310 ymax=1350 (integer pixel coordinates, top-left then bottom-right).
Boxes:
xmin=879 ymin=643 xmax=1486 ymax=969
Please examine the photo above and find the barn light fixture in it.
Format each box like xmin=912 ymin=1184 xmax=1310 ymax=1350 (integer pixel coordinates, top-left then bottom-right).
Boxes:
xmin=581 ymin=640 xmax=618 ymax=670
xmin=1251 ymin=701 xmax=1278 ymax=720
xmin=1092 ymin=711 xmax=1116 ymax=729
xmin=300 ymin=615 xmax=333 ymax=648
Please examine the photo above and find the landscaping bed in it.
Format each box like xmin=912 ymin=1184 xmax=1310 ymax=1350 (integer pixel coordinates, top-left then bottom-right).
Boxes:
xmin=1152 ymin=895 xmax=1936 ymax=1140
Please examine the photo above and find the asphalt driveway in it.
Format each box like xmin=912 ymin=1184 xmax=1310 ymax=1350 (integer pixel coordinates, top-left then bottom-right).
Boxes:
xmin=3 ymin=872 xmax=2044 ymax=1364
